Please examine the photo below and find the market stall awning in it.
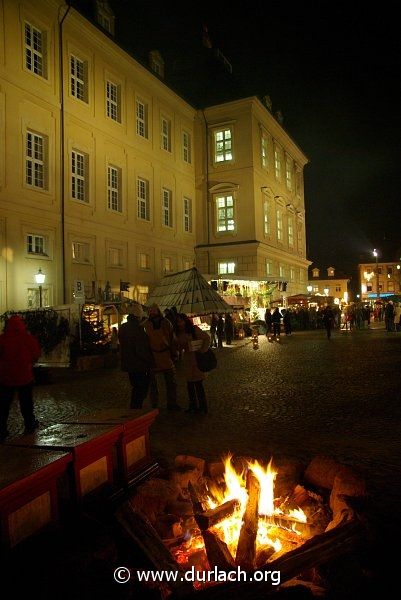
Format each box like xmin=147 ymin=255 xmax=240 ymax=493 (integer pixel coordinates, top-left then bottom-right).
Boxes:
xmin=145 ymin=268 xmax=232 ymax=316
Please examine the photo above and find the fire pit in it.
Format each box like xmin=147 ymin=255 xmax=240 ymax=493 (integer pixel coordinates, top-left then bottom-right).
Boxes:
xmin=116 ymin=454 xmax=368 ymax=598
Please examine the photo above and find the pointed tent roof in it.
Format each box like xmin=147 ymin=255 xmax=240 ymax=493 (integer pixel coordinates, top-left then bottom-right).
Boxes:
xmin=145 ymin=267 xmax=232 ymax=315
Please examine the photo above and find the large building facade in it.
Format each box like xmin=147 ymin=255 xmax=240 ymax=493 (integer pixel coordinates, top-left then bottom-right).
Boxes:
xmin=0 ymin=0 xmax=310 ymax=312
xmin=359 ymin=260 xmax=401 ymax=301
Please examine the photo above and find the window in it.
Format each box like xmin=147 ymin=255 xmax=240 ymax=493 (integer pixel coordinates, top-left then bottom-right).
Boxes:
xmin=149 ymin=51 xmax=164 ymax=78
xmin=297 ymin=218 xmax=303 ymax=250
xmin=274 ymin=147 xmax=281 ymax=180
xmin=378 ymin=267 xmax=382 ymax=275
xmin=313 ymin=286 xmax=319 ymax=293
xmin=136 ymin=99 xmax=148 ymax=138
xmin=108 ymin=247 xmax=123 ymax=266
xmin=27 ymin=234 xmax=46 ymax=255
xmin=335 ymin=285 xmax=342 ymax=292
xmin=26 ymin=131 xmax=46 ymax=189
xmin=266 ymin=261 xmax=273 ymax=276
xmin=183 ymin=259 xmax=192 ymax=270
xmin=27 ymin=287 xmax=49 ymax=309
xmin=182 ymin=130 xmax=191 ymax=163
xmin=70 ymin=55 xmax=87 ymax=102
xmin=183 ymin=197 xmax=192 ymax=233
xmin=106 ymin=80 xmax=120 ymax=122
xmin=388 ymin=281 xmax=394 ymax=292
xmin=279 ymin=265 xmax=285 ymax=278
xmin=285 ymin=157 xmax=293 ymax=191
xmin=25 ymin=22 xmax=46 ymax=77
xmin=163 ymin=257 xmax=172 ymax=273
xmin=161 ymin=117 xmax=171 ymax=152
xmin=107 ymin=166 xmax=121 ymax=212
xmin=290 ymin=267 xmax=295 ymax=281
xmin=137 ymin=285 xmax=148 ymax=304
xmin=96 ymin=1 xmax=115 ymax=35
xmin=295 ymin=168 xmax=302 ymax=197
xmin=138 ymin=253 xmax=150 ymax=270
xmin=218 ymin=262 xmax=235 ymax=275
xmin=72 ymin=241 xmax=90 ymax=263
xmin=162 ymin=188 xmax=172 ymax=227
xmin=261 ymin=132 xmax=269 ymax=168
xmin=71 ymin=150 xmax=87 ymax=202
xmin=387 ymin=267 xmax=393 ymax=275
xmin=263 ymin=199 xmax=270 ymax=235
xmin=216 ymin=195 xmax=235 ymax=232
xmin=214 ymin=128 xmax=232 ymax=162
xmin=288 ymin=215 xmax=294 ymax=247
xmin=276 ymin=209 xmax=283 ymax=241
xmin=137 ymin=178 xmax=150 ymax=221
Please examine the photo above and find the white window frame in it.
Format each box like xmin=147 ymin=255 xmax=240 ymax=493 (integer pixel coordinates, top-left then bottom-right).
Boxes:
xmin=136 ymin=99 xmax=148 ymax=138
xmin=290 ymin=267 xmax=296 ymax=282
xmin=24 ymin=22 xmax=46 ymax=78
xmin=138 ymin=252 xmax=150 ymax=270
xmin=107 ymin=165 xmax=121 ymax=212
xmin=214 ymin=128 xmax=233 ymax=163
xmin=182 ymin=130 xmax=191 ymax=163
xmin=285 ymin=157 xmax=293 ymax=191
xmin=70 ymin=55 xmax=87 ymax=102
xmin=263 ymin=198 xmax=270 ymax=236
xmin=163 ymin=256 xmax=173 ymax=273
xmin=106 ymin=80 xmax=120 ymax=122
xmin=161 ymin=117 xmax=171 ymax=152
xmin=162 ymin=188 xmax=172 ymax=227
xmin=72 ymin=241 xmax=90 ymax=263
xmin=71 ymin=150 xmax=87 ymax=202
xmin=276 ymin=209 xmax=283 ymax=242
xmin=218 ymin=261 xmax=235 ymax=275
xmin=183 ymin=197 xmax=192 ymax=233
xmin=279 ymin=265 xmax=285 ymax=278
xmin=26 ymin=130 xmax=46 ymax=189
xmin=216 ymin=194 xmax=235 ymax=232
xmin=266 ymin=260 xmax=273 ymax=276
xmin=274 ymin=147 xmax=281 ymax=180
xmin=261 ymin=132 xmax=269 ymax=169
xmin=288 ymin=215 xmax=294 ymax=247
xmin=108 ymin=246 xmax=123 ymax=267
xmin=137 ymin=177 xmax=150 ymax=221
xmin=27 ymin=233 xmax=47 ymax=256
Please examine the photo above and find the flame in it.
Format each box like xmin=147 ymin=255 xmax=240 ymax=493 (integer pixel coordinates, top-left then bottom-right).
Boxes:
xmin=248 ymin=458 xmax=277 ymax=516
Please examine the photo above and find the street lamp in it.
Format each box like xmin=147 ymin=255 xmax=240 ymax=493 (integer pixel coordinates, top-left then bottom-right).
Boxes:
xmin=35 ymin=268 xmax=45 ymax=307
xmin=373 ymin=249 xmax=379 ymax=298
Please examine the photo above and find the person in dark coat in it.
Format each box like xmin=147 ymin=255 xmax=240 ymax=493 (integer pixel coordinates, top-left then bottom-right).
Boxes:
xmin=216 ymin=315 xmax=224 ymax=348
xmin=209 ymin=313 xmax=218 ymax=348
xmin=282 ymin=309 xmax=292 ymax=335
xmin=118 ymin=303 xmax=153 ymax=408
xmin=264 ymin=308 xmax=272 ymax=335
xmin=322 ymin=305 xmax=335 ymax=340
xmin=271 ymin=307 xmax=281 ymax=337
xmin=224 ymin=313 xmax=234 ymax=345
xmin=0 ymin=315 xmax=41 ymax=439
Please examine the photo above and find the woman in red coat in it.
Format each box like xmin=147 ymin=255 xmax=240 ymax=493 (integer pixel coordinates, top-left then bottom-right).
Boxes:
xmin=0 ymin=315 xmax=41 ymax=439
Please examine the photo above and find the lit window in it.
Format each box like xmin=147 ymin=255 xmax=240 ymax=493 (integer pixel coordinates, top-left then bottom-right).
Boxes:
xmin=290 ymin=268 xmax=295 ymax=281
xmin=162 ymin=188 xmax=172 ymax=227
xmin=276 ymin=209 xmax=283 ymax=241
xmin=288 ymin=215 xmax=294 ymax=247
xmin=72 ymin=241 xmax=90 ymax=263
xmin=26 ymin=131 xmax=46 ymax=189
xmin=136 ymin=100 xmax=148 ymax=138
xmin=107 ymin=165 xmax=121 ymax=212
xmin=263 ymin=199 xmax=270 ymax=235
xmin=137 ymin=285 xmax=148 ymax=304
xmin=266 ymin=261 xmax=273 ymax=276
xmin=70 ymin=55 xmax=87 ymax=102
xmin=183 ymin=197 xmax=192 ymax=233
xmin=388 ymin=281 xmax=394 ymax=292
xmin=72 ymin=150 xmax=87 ymax=202
xmin=285 ymin=157 xmax=293 ymax=191
xmin=183 ymin=259 xmax=192 ymax=270
xmin=261 ymin=132 xmax=269 ymax=168
xmin=25 ymin=22 xmax=46 ymax=77
xmin=163 ymin=257 xmax=172 ymax=272
xmin=218 ymin=262 xmax=235 ymax=275
xmin=335 ymin=285 xmax=342 ymax=292
xmin=183 ymin=131 xmax=191 ymax=163
xmin=274 ymin=147 xmax=281 ymax=180
xmin=108 ymin=247 xmax=123 ymax=266
xmin=161 ymin=117 xmax=171 ymax=152
xmin=106 ymin=80 xmax=120 ymax=122
xmin=214 ymin=128 xmax=232 ymax=162
xmin=216 ymin=195 xmax=235 ymax=232
xmin=138 ymin=253 xmax=149 ymax=269
xmin=137 ymin=178 xmax=150 ymax=221
xmin=279 ymin=265 xmax=285 ymax=278
xmin=27 ymin=234 xmax=46 ymax=255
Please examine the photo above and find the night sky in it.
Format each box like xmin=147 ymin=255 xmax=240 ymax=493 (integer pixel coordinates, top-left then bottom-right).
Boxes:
xmin=107 ymin=1 xmax=400 ymax=281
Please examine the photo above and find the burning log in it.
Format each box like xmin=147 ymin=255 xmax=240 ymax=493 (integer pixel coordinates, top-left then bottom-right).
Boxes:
xmin=202 ymin=530 xmax=236 ymax=571
xmin=263 ymin=514 xmax=310 ymax=537
xmin=235 ymin=471 xmax=260 ymax=570
xmin=115 ymin=501 xmax=193 ymax=598
xmin=188 ymin=481 xmax=204 ymax=514
xmin=195 ymin=499 xmax=239 ymax=531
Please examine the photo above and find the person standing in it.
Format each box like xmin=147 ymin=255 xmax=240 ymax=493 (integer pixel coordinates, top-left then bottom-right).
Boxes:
xmin=216 ymin=315 xmax=224 ymax=348
xmin=322 ymin=305 xmax=335 ymax=340
xmin=144 ymin=304 xmax=181 ymax=410
xmin=224 ymin=313 xmax=234 ymax=345
xmin=283 ymin=309 xmax=292 ymax=335
xmin=209 ymin=313 xmax=218 ymax=348
xmin=264 ymin=308 xmax=272 ymax=336
xmin=118 ymin=304 xmax=153 ymax=409
xmin=176 ymin=314 xmax=210 ymax=413
xmin=272 ymin=307 xmax=281 ymax=338
xmin=0 ymin=315 xmax=41 ymax=440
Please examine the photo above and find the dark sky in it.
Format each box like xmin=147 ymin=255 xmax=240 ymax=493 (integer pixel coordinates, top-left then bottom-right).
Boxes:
xmin=108 ymin=1 xmax=400 ymax=277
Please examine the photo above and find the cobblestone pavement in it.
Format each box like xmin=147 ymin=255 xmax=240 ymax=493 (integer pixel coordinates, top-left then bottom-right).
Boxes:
xmin=4 ymin=323 xmax=401 ymax=598
xmin=6 ymin=322 xmax=401 ymax=507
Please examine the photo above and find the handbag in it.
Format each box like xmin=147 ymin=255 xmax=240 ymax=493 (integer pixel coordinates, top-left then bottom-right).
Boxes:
xmin=195 ymin=347 xmax=217 ymax=372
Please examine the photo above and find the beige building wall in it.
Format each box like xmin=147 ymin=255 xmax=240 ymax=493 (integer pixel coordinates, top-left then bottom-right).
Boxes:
xmin=359 ymin=261 xmax=401 ymax=301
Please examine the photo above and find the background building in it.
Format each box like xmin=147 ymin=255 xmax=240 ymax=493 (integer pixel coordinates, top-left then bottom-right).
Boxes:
xmin=308 ymin=266 xmax=350 ymax=305
xmin=0 ymin=0 xmax=310 ymax=312
xmin=359 ymin=260 xmax=401 ymax=302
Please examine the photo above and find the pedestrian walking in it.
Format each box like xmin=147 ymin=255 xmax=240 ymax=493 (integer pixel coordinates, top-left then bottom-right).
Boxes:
xmin=118 ymin=304 xmax=153 ymax=409
xmin=216 ymin=314 xmax=224 ymax=348
xmin=322 ymin=305 xmax=335 ymax=340
xmin=144 ymin=304 xmax=181 ymax=410
xmin=0 ymin=315 xmax=41 ymax=440
xmin=176 ymin=313 xmax=210 ymax=413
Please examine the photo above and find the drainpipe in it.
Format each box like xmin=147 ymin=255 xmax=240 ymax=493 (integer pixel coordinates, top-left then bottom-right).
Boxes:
xmin=59 ymin=3 xmax=71 ymax=304
xmin=201 ymin=110 xmax=211 ymax=274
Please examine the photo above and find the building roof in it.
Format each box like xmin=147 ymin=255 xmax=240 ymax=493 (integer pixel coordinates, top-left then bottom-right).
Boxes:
xmin=145 ymin=268 xmax=232 ymax=316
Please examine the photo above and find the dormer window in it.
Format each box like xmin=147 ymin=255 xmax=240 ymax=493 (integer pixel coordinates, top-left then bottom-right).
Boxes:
xmin=149 ymin=50 xmax=165 ymax=78
xmin=95 ymin=0 xmax=115 ymax=36
xmin=327 ymin=267 xmax=335 ymax=277
xmin=312 ymin=268 xmax=320 ymax=278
